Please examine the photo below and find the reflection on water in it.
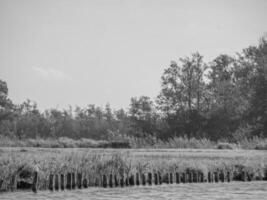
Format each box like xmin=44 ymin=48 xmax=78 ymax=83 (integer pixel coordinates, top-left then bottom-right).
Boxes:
xmin=1 ymin=182 xmax=267 ymax=200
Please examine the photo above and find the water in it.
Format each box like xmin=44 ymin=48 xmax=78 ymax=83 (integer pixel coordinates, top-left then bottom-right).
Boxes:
xmin=1 ymin=182 xmax=267 ymax=200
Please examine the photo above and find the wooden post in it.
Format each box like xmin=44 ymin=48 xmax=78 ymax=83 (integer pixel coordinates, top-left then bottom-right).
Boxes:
xmin=66 ymin=173 xmax=71 ymax=189
xmin=227 ymin=171 xmax=231 ymax=182
xmin=95 ymin=177 xmax=100 ymax=187
xmin=142 ymin=174 xmax=146 ymax=186
xmin=193 ymin=172 xmax=198 ymax=183
xmin=77 ymin=173 xmax=82 ymax=189
xmin=109 ymin=174 xmax=113 ymax=187
xmin=219 ymin=172 xmax=225 ymax=182
xmin=214 ymin=172 xmax=219 ymax=183
xmin=136 ymin=173 xmax=140 ymax=186
xmin=102 ymin=175 xmax=107 ymax=188
xmin=182 ymin=173 xmax=186 ymax=183
xmin=120 ymin=175 xmax=125 ymax=187
xmin=176 ymin=172 xmax=180 ymax=184
xmin=241 ymin=171 xmax=247 ymax=182
xmin=208 ymin=172 xmax=212 ymax=182
xmin=114 ymin=175 xmax=119 ymax=187
xmin=148 ymin=173 xmax=152 ymax=185
xmin=154 ymin=173 xmax=158 ymax=185
xmin=264 ymin=169 xmax=267 ymax=181
xmin=125 ymin=175 xmax=129 ymax=186
xmin=158 ymin=172 xmax=162 ymax=184
xmin=200 ymin=172 xmax=204 ymax=182
xmin=83 ymin=175 xmax=88 ymax=188
xmin=129 ymin=174 xmax=135 ymax=186
xmin=32 ymin=171 xmax=38 ymax=193
xmin=170 ymin=173 xmax=173 ymax=184
xmin=55 ymin=174 xmax=59 ymax=190
xmin=49 ymin=174 xmax=54 ymax=191
xmin=188 ymin=172 xmax=193 ymax=183
xmin=71 ymin=173 xmax=76 ymax=189
xmin=61 ymin=174 xmax=65 ymax=190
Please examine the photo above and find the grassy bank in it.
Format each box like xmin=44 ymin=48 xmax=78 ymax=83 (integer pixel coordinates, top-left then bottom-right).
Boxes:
xmin=1 ymin=136 xmax=267 ymax=150
xmin=0 ymin=148 xmax=266 ymax=191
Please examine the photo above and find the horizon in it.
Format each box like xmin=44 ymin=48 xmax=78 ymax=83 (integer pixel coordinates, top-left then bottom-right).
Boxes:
xmin=1 ymin=0 xmax=267 ymax=111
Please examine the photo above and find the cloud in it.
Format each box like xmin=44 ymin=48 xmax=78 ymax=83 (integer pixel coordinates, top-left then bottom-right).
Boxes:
xmin=32 ymin=66 xmax=72 ymax=81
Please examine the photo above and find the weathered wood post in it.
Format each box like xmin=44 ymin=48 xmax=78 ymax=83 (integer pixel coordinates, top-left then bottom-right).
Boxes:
xmin=55 ymin=174 xmax=59 ymax=190
xmin=219 ymin=171 xmax=225 ymax=182
xmin=214 ymin=172 xmax=219 ymax=183
xmin=60 ymin=174 xmax=65 ymax=190
xmin=182 ymin=172 xmax=186 ymax=183
xmin=241 ymin=171 xmax=247 ymax=182
xmin=102 ymin=175 xmax=107 ymax=188
xmin=95 ymin=177 xmax=100 ymax=187
xmin=109 ymin=174 xmax=113 ymax=187
xmin=200 ymin=172 xmax=204 ymax=182
xmin=193 ymin=172 xmax=198 ymax=183
xmin=32 ymin=171 xmax=38 ymax=193
xmin=136 ymin=173 xmax=140 ymax=186
xmin=82 ymin=174 xmax=88 ymax=188
xmin=158 ymin=172 xmax=162 ymax=184
xmin=125 ymin=175 xmax=129 ymax=186
xmin=175 ymin=172 xmax=180 ymax=184
xmin=120 ymin=175 xmax=125 ymax=187
xmin=227 ymin=171 xmax=231 ymax=182
xmin=66 ymin=173 xmax=71 ymax=189
xmin=49 ymin=174 xmax=54 ymax=191
xmin=71 ymin=173 xmax=76 ymax=189
xmin=188 ymin=172 xmax=193 ymax=183
xmin=170 ymin=173 xmax=173 ymax=184
xmin=77 ymin=173 xmax=82 ymax=189
xmin=114 ymin=175 xmax=119 ymax=187
xmin=148 ymin=172 xmax=152 ymax=185
xmin=142 ymin=174 xmax=146 ymax=186
xmin=154 ymin=173 xmax=158 ymax=185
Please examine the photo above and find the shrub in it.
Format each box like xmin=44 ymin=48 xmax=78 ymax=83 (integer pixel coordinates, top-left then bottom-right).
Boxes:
xmin=217 ymin=142 xmax=236 ymax=150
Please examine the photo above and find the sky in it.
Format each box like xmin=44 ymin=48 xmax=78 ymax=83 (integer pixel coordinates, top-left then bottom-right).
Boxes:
xmin=0 ymin=0 xmax=267 ymax=111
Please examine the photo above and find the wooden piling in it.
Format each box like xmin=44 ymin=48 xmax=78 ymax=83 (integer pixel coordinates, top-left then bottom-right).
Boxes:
xmin=148 ymin=173 xmax=152 ymax=185
xmin=109 ymin=174 xmax=113 ymax=187
xmin=241 ymin=171 xmax=247 ymax=182
xmin=158 ymin=172 xmax=162 ymax=184
xmin=136 ymin=173 xmax=140 ymax=186
xmin=188 ymin=172 xmax=193 ymax=183
xmin=102 ymin=175 xmax=107 ymax=188
xmin=142 ymin=174 xmax=146 ymax=186
xmin=55 ymin=174 xmax=59 ymax=190
xmin=77 ymin=173 xmax=82 ymax=189
xmin=83 ymin=177 xmax=88 ymax=188
xmin=154 ymin=173 xmax=158 ymax=185
xmin=208 ymin=172 xmax=213 ymax=182
xmin=125 ymin=176 xmax=129 ymax=186
xmin=182 ymin=173 xmax=186 ymax=183
xmin=60 ymin=174 xmax=65 ymax=190
xmin=219 ymin=172 xmax=225 ymax=182
xmin=227 ymin=171 xmax=231 ymax=182
xmin=193 ymin=172 xmax=198 ymax=183
xmin=49 ymin=174 xmax=54 ymax=191
xmin=200 ymin=172 xmax=204 ymax=182
xmin=32 ymin=171 xmax=38 ymax=193
xmin=170 ymin=173 xmax=173 ymax=184
xmin=120 ymin=175 xmax=125 ymax=187
xmin=114 ymin=175 xmax=119 ymax=187
xmin=66 ymin=173 xmax=71 ymax=189
xmin=71 ymin=173 xmax=76 ymax=189
xmin=214 ymin=172 xmax=219 ymax=183
xmin=175 ymin=172 xmax=180 ymax=184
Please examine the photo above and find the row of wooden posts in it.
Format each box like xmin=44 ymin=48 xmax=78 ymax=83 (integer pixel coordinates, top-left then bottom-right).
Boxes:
xmin=32 ymin=170 xmax=251 ymax=192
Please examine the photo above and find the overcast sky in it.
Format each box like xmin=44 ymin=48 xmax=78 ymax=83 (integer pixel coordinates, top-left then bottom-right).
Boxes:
xmin=1 ymin=0 xmax=267 ymax=111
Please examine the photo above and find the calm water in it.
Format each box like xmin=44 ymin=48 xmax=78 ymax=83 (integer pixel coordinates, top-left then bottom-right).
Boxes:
xmin=1 ymin=182 xmax=267 ymax=200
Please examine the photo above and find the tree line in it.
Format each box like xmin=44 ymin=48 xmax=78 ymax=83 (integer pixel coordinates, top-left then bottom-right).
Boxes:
xmin=0 ymin=35 xmax=266 ymax=141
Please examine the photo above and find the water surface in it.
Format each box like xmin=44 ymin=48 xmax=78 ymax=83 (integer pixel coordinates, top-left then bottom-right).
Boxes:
xmin=1 ymin=182 xmax=267 ymax=200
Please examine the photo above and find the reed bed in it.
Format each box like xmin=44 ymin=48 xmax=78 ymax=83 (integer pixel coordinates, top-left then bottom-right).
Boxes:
xmin=0 ymin=148 xmax=266 ymax=191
